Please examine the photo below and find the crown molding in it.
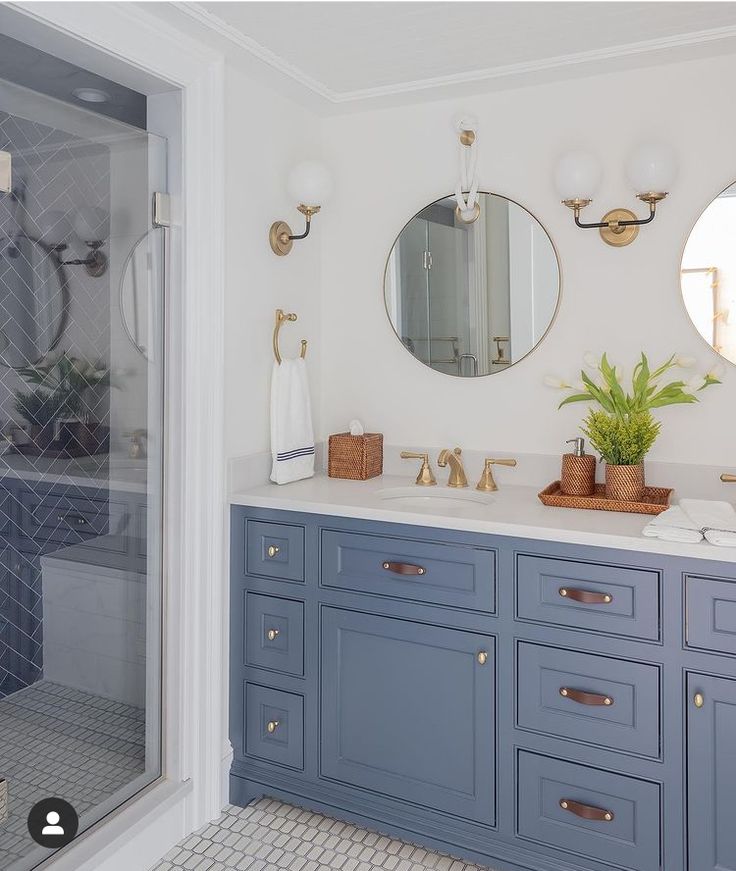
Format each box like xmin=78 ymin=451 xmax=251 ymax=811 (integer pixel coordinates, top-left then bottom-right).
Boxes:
xmin=174 ymin=3 xmax=736 ymax=106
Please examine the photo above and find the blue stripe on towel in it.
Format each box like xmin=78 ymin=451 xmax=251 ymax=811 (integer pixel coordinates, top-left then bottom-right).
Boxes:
xmin=277 ymin=446 xmax=315 ymax=462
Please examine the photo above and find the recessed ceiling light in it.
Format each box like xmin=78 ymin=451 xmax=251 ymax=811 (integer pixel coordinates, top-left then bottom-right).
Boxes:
xmin=72 ymin=87 xmax=110 ymax=104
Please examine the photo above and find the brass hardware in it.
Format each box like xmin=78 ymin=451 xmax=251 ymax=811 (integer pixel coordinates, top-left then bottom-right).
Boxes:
xmin=563 ymin=192 xmax=666 ymax=247
xmin=559 ymin=586 xmax=612 ymax=605
xmin=560 ymin=799 xmax=613 ymax=822
xmin=694 ymin=692 xmax=705 ymax=708
xmin=454 ymin=201 xmax=481 ymax=224
xmin=57 ymin=512 xmax=87 ymax=526
xmin=382 ymin=561 xmax=426 ymax=576
xmin=270 ymin=204 xmax=321 ymax=256
xmin=476 ymin=457 xmax=518 ymax=492
xmin=273 ymin=309 xmax=307 ymax=365
xmin=437 ymin=447 xmax=468 ymax=488
xmin=477 ymin=651 xmax=488 ymax=665
xmin=0 ymin=151 xmax=10 ymax=194
xmin=400 ymin=451 xmax=437 ymax=486
xmin=560 ymin=687 xmax=613 ymax=706
xmin=491 ymin=336 xmax=510 ymax=366
xmin=721 ymin=474 xmax=736 ymax=483
xmin=267 ymin=545 xmax=280 ymax=558
xmin=266 ymin=628 xmax=280 ymax=641
xmin=459 ymin=129 xmax=476 ymax=147
xmin=266 ymin=720 xmax=279 ymax=734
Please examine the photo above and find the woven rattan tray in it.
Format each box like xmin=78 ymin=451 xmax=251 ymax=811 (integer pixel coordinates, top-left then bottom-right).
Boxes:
xmin=538 ymin=481 xmax=673 ymax=516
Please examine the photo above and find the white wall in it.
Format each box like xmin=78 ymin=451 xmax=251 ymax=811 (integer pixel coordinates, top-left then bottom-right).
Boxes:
xmin=223 ymin=64 xmax=322 ymax=461
xmin=318 ymin=53 xmax=736 ymax=466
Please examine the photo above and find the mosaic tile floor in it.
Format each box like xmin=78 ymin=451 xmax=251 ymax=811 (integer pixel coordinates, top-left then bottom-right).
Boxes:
xmin=0 ymin=679 xmax=145 ymax=866
xmin=151 ymin=798 xmax=494 ymax=871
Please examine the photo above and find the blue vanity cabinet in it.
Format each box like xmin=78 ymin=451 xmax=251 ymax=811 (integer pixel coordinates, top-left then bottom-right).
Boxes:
xmin=320 ymin=607 xmax=495 ymax=824
xmin=230 ymin=505 xmax=736 ymax=871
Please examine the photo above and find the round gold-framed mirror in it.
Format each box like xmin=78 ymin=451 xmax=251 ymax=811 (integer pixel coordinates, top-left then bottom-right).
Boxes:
xmin=681 ymin=182 xmax=736 ymax=365
xmin=383 ymin=192 xmax=561 ymax=377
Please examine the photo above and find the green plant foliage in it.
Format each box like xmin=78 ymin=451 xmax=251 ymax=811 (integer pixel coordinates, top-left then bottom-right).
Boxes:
xmin=582 ymin=409 xmax=661 ymax=466
xmin=13 ymin=387 xmax=65 ymax=427
xmin=16 ymin=352 xmax=114 ymax=423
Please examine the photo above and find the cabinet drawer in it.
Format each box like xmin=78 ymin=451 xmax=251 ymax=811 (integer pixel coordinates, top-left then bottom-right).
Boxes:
xmin=517 ymin=751 xmax=661 ymax=871
xmin=245 ymin=593 xmax=304 ymax=676
xmin=321 ymin=608 xmax=495 ymax=824
xmin=517 ymin=643 xmax=660 ymax=757
xmin=245 ymin=683 xmax=303 ymax=770
xmin=516 ymin=554 xmax=659 ymax=640
xmin=246 ymin=520 xmax=304 ymax=583
xmin=321 ymin=530 xmax=495 ymax=612
xmin=20 ymin=489 xmax=109 ymax=548
xmin=686 ymin=575 xmax=736 ymax=654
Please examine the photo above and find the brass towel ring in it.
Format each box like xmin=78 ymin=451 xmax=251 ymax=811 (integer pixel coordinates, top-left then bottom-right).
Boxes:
xmin=273 ymin=308 xmax=307 ymax=364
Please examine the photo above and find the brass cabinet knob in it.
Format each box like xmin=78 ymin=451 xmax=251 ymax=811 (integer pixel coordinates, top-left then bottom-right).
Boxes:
xmin=266 ymin=628 xmax=280 ymax=641
xmin=267 ymin=545 xmax=280 ymax=558
xmin=266 ymin=720 xmax=280 ymax=734
xmin=694 ymin=692 xmax=705 ymax=709
xmin=477 ymin=651 xmax=488 ymax=665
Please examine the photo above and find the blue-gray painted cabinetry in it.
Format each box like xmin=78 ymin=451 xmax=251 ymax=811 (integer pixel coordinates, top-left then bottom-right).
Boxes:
xmin=230 ymin=505 xmax=736 ymax=871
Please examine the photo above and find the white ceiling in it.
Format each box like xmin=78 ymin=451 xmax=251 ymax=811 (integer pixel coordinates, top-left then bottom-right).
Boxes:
xmin=181 ymin=1 xmax=736 ymax=107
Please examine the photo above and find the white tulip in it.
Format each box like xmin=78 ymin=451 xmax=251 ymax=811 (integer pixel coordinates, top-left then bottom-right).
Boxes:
xmin=583 ymin=352 xmax=600 ymax=369
xmin=707 ymin=361 xmax=725 ymax=380
xmin=544 ymin=375 xmax=570 ymax=389
xmin=676 ymin=355 xmax=696 ymax=368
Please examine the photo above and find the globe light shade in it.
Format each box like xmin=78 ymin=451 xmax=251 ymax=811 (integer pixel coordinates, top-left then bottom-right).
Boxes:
xmin=625 ymin=144 xmax=677 ymax=194
xmin=553 ymin=151 xmax=602 ymax=201
xmin=73 ymin=205 xmax=110 ymax=243
xmin=286 ymin=161 xmax=333 ymax=207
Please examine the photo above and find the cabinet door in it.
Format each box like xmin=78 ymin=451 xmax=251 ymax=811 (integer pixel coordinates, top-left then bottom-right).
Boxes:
xmin=321 ymin=608 xmax=495 ymax=824
xmin=688 ymin=673 xmax=736 ymax=871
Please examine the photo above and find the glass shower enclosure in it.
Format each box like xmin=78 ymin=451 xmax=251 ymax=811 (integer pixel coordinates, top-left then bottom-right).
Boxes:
xmin=0 ymin=76 xmax=165 ymax=869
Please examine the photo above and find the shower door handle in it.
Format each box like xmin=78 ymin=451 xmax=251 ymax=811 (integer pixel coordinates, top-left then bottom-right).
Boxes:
xmin=0 ymin=152 xmax=11 ymax=194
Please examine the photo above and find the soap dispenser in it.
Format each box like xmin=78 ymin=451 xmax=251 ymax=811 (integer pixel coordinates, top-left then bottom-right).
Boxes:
xmin=561 ymin=437 xmax=596 ymax=496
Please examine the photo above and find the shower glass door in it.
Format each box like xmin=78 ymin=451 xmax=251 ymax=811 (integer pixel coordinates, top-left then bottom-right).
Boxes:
xmin=0 ymin=76 xmax=165 ymax=869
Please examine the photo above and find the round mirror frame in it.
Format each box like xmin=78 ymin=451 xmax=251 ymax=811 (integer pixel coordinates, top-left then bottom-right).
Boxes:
xmin=382 ymin=190 xmax=562 ymax=378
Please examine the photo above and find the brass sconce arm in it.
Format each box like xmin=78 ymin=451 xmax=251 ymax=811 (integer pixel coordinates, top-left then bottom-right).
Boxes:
xmin=563 ymin=192 xmax=667 ymax=247
xmin=270 ymin=204 xmax=321 ymax=256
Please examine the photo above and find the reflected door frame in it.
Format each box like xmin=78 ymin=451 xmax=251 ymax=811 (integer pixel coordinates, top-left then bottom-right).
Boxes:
xmin=0 ymin=3 xmax=227 ymax=870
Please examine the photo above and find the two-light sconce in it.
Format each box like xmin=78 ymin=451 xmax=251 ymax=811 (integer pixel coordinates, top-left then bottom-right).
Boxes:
xmin=37 ymin=205 xmax=110 ymax=276
xmin=269 ymin=161 xmax=333 ymax=256
xmin=554 ymin=144 xmax=677 ymax=246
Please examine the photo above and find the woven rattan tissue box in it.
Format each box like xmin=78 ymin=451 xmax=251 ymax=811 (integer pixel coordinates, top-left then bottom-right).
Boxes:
xmin=328 ymin=432 xmax=383 ymax=480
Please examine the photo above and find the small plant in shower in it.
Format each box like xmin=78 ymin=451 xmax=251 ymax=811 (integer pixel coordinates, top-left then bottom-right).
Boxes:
xmin=16 ymin=352 xmax=115 ymax=456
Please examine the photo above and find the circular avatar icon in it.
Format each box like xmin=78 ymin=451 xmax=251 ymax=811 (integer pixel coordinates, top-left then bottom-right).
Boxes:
xmin=27 ymin=798 xmax=79 ymax=848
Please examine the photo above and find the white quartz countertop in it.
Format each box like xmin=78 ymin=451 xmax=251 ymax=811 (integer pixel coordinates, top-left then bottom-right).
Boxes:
xmin=231 ymin=473 xmax=736 ymax=564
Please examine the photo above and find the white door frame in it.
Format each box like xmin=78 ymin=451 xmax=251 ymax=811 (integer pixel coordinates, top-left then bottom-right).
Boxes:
xmin=3 ymin=3 xmax=227 ymax=868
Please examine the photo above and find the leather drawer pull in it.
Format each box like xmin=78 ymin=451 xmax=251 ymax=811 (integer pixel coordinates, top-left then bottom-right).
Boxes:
xmin=57 ymin=512 xmax=88 ymax=526
xmin=559 ymin=687 xmax=614 ymax=707
xmin=382 ymin=561 xmax=426 ymax=576
xmin=559 ymin=586 xmax=612 ymax=605
xmin=559 ymin=798 xmax=614 ymax=822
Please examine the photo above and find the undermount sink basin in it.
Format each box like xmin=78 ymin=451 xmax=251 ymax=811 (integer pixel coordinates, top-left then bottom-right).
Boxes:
xmin=377 ymin=486 xmax=492 ymax=508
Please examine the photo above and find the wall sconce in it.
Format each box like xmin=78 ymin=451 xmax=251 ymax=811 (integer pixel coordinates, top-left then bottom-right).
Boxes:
xmin=269 ymin=161 xmax=333 ymax=256
xmin=38 ymin=206 xmax=110 ymax=276
xmin=554 ymin=144 xmax=677 ymax=247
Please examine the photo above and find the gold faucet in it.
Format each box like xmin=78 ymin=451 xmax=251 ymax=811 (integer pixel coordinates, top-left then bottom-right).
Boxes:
xmin=437 ymin=447 xmax=468 ymax=488
xmin=476 ymin=457 xmax=518 ymax=492
xmin=722 ymin=473 xmax=736 ymax=483
xmin=400 ymin=451 xmax=437 ymax=486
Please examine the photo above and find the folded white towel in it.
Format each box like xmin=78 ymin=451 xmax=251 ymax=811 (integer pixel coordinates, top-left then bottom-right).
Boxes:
xmin=680 ymin=499 xmax=736 ymax=548
xmin=270 ymin=358 xmax=315 ymax=485
xmin=642 ymin=506 xmax=704 ymax=544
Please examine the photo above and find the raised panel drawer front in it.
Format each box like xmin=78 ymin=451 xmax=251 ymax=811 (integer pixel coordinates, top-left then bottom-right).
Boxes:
xmin=516 ymin=554 xmax=660 ymax=640
xmin=245 ymin=683 xmax=304 ymax=770
xmin=246 ymin=520 xmax=305 ymax=582
xmin=321 ymin=608 xmax=495 ymax=824
xmin=516 ymin=642 xmax=660 ymax=757
xmin=245 ymin=593 xmax=304 ymax=676
xmin=321 ymin=530 xmax=496 ymax=612
xmin=517 ymin=751 xmax=661 ymax=871
xmin=686 ymin=575 xmax=736 ymax=654
xmin=687 ymin=673 xmax=736 ymax=871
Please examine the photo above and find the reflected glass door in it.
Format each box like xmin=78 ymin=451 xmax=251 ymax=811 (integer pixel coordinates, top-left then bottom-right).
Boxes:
xmin=0 ymin=76 xmax=165 ymax=869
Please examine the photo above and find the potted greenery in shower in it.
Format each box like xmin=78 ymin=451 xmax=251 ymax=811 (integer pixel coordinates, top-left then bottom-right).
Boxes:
xmin=16 ymin=352 xmax=114 ymax=456
xmin=13 ymin=386 xmax=66 ymax=451
xmin=548 ymin=353 xmax=721 ymax=502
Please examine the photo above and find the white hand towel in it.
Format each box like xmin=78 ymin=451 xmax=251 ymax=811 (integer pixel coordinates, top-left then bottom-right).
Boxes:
xmin=680 ymin=499 xmax=736 ymax=548
xmin=642 ymin=506 xmax=704 ymax=543
xmin=270 ymin=358 xmax=315 ymax=485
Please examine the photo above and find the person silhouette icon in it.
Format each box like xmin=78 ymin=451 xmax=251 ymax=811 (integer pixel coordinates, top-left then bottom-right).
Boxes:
xmin=41 ymin=811 xmax=64 ymax=836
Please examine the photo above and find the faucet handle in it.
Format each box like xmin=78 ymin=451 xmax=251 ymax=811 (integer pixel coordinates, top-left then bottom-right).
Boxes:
xmin=400 ymin=451 xmax=437 ymax=486
xmin=477 ymin=457 xmax=517 ymax=492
